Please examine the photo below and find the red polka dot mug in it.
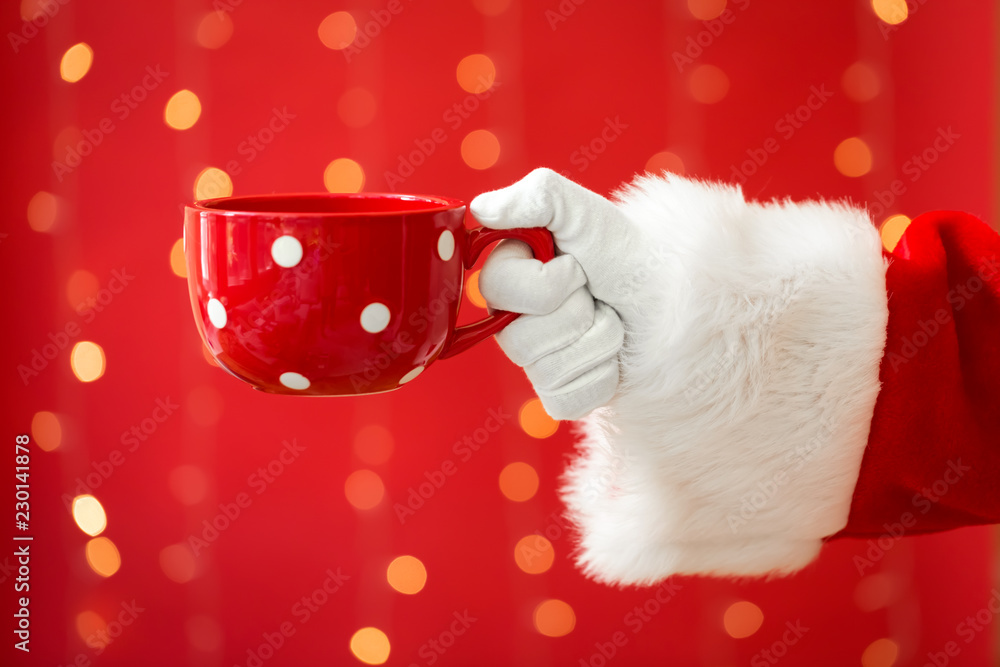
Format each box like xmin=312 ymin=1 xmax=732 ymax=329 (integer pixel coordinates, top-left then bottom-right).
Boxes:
xmin=183 ymin=193 xmax=554 ymax=395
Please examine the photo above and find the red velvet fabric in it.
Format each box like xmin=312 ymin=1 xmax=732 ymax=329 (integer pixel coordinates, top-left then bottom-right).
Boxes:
xmin=835 ymin=211 xmax=1000 ymax=538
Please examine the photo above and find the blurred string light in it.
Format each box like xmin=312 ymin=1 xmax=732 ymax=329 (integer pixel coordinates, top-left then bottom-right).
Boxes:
xmin=19 ymin=0 xmax=45 ymax=20
xmin=465 ymin=270 xmax=487 ymax=308
xmin=514 ymin=535 xmax=554 ymax=574
xmin=165 ymin=90 xmax=202 ymax=130
xmin=318 ymin=12 xmax=357 ymax=50
xmin=186 ymin=615 xmax=224 ymax=652
xmin=186 ymin=385 xmax=224 ymax=427
xmin=75 ymin=610 xmax=107 ymax=642
xmin=834 ymin=137 xmax=873 ymax=177
xmin=27 ymin=191 xmax=58 ymax=232
xmin=854 ymin=573 xmax=904 ymax=612
xmin=353 ymin=424 xmax=394 ymax=465
xmin=499 ymin=462 xmax=539 ymax=502
xmin=350 ymin=627 xmax=391 ymax=665
xmin=344 ymin=469 xmax=385 ymax=510
xmin=842 ymin=62 xmax=881 ymax=103
xmin=645 ymin=150 xmax=686 ymax=176
xmin=861 ymin=637 xmax=900 ymax=667
xmin=194 ymin=166 xmax=233 ymax=200
xmin=880 ymin=214 xmax=911 ymax=252
xmin=195 ymin=10 xmax=233 ymax=49
xmin=461 ymin=130 xmax=500 ymax=169
xmin=70 ymin=341 xmax=105 ymax=382
xmin=72 ymin=494 xmax=107 ymax=536
xmin=60 ymin=42 xmax=93 ymax=82
xmin=533 ymin=599 xmax=575 ymax=637
xmin=689 ymin=64 xmax=729 ymax=104
xmin=30 ymin=411 xmax=62 ymax=451
xmin=66 ymin=269 xmax=99 ymax=308
xmin=170 ymin=239 xmax=186 ymax=277
xmin=168 ymin=465 xmax=210 ymax=505
xmin=871 ymin=0 xmax=908 ymax=25
xmin=386 ymin=555 xmax=427 ymax=594
xmin=338 ymin=87 xmax=377 ymax=128
xmin=456 ymin=54 xmax=496 ymax=93
xmin=471 ymin=0 xmax=512 ymax=16
xmin=52 ymin=126 xmax=84 ymax=161
xmin=687 ymin=0 xmax=726 ymax=20
xmin=85 ymin=536 xmax=121 ymax=577
xmin=519 ymin=398 xmax=558 ymax=439
xmin=324 ymin=158 xmax=365 ymax=193
xmin=723 ymin=601 xmax=764 ymax=638
xmin=160 ymin=544 xmax=198 ymax=583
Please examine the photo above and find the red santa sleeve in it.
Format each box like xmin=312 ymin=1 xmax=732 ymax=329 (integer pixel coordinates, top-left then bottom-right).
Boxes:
xmin=558 ymin=173 xmax=999 ymax=586
xmin=836 ymin=210 xmax=1000 ymax=538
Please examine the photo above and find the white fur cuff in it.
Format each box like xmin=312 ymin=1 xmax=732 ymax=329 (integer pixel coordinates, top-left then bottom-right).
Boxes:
xmin=561 ymin=174 xmax=888 ymax=585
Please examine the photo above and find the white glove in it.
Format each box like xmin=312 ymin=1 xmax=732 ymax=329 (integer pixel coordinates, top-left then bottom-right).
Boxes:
xmin=470 ymin=168 xmax=648 ymax=420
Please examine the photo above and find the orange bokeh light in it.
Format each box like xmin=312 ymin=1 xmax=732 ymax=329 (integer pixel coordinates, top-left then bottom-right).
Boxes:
xmin=689 ymin=64 xmax=729 ymax=104
xmin=514 ymin=534 xmax=554 ymax=574
xmin=457 ymin=54 xmax=496 ymax=93
xmin=519 ymin=398 xmax=558 ymax=438
xmin=344 ymin=469 xmax=385 ymax=510
xmin=834 ymin=137 xmax=873 ymax=177
xmin=386 ymin=555 xmax=427 ymax=594
xmin=723 ymin=601 xmax=764 ymax=638
xmin=533 ymin=599 xmax=576 ymax=637
xmin=31 ymin=411 xmax=62 ymax=451
xmin=499 ymin=462 xmax=539 ymax=502
xmin=461 ymin=130 xmax=500 ymax=170
xmin=196 ymin=11 xmax=233 ymax=49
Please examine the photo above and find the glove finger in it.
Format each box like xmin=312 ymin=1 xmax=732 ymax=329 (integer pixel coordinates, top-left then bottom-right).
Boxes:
xmin=495 ymin=286 xmax=596 ymax=367
xmin=470 ymin=167 xmax=644 ymax=307
xmin=524 ymin=300 xmax=624 ymax=392
xmin=537 ymin=358 xmax=619 ymax=421
xmin=478 ymin=239 xmax=587 ymax=315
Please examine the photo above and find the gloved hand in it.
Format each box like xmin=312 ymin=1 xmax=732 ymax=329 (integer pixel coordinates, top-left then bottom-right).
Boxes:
xmin=470 ymin=168 xmax=649 ymax=420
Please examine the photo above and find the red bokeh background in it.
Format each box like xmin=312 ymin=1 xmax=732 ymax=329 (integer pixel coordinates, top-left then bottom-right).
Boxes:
xmin=3 ymin=0 xmax=998 ymax=665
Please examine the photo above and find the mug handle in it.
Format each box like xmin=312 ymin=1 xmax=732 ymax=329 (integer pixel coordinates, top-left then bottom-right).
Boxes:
xmin=437 ymin=225 xmax=556 ymax=360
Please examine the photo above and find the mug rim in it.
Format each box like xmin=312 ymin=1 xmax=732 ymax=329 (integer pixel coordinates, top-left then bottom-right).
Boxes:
xmin=188 ymin=192 xmax=466 ymax=217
